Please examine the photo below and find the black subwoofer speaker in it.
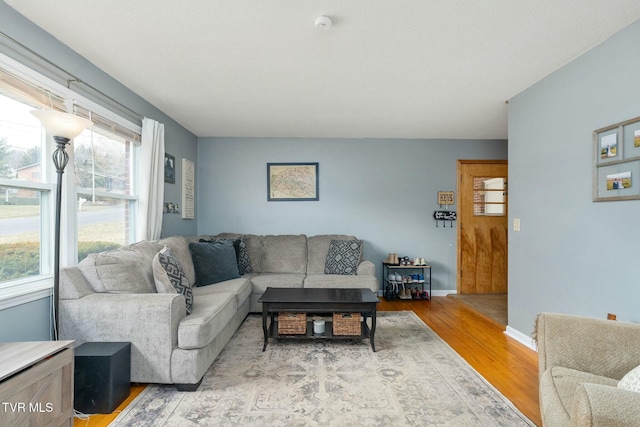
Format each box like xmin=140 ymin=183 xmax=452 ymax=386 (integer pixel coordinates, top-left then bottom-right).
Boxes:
xmin=74 ymin=342 xmax=131 ymax=414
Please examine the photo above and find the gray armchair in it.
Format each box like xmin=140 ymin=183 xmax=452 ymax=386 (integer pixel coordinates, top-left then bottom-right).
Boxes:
xmin=535 ymin=312 xmax=640 ymax=426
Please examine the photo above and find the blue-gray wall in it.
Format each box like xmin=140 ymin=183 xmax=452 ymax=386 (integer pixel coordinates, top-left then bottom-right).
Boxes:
xmin=197 ymin=137 xmax=507 ymax=293
xmin=0 ymin=298 xmax=51 ymax=341
xmin=508 ymin=20 xmax=640 ymax=335
xmin=7 ymin=0 xmax=636 ymax=342
xmin=0 ymin=1 xmax=197 ymax=341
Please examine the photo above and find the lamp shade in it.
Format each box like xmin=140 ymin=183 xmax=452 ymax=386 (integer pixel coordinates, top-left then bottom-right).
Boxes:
xmin=31 ymin=109 xmax=91 ymax=139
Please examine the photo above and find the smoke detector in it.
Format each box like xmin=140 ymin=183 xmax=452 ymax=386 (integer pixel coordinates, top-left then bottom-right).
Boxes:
xmin=315 ymin=16 xmax=332 ymax=30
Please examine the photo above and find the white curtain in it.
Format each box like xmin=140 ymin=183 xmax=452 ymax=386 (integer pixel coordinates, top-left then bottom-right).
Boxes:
xmin=138 ymin=117 xmax=165 ymax=241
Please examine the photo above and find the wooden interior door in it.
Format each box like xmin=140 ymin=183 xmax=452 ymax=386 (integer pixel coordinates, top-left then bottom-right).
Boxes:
xmin=457 ymin=160 xmax=508 ymax=294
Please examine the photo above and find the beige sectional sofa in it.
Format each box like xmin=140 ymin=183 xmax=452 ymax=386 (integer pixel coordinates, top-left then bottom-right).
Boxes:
xmin=59 ymin=233 xmax=378 ymax=391
xmin=536 ymin=312 xmax=640 ymax=426
xmin=212 ymin=233 xmax=378 ymax=312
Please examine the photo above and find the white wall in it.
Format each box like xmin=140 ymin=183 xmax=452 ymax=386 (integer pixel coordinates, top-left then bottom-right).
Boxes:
xmin=197 ymin=137 xmax=507 ymax=293
xmin=508 ymin=20 xmax=640 ymax=335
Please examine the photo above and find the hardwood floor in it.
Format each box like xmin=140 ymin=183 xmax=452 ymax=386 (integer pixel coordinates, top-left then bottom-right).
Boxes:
xmin=381 ymin=296 xmax=541 ymax=426
xmin=74 ymin=296 xmax=541 ymax=426
xmin=73 ymin=384 xmax=146 ymax=427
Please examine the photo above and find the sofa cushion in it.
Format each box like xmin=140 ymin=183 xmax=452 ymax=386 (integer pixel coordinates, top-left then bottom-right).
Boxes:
xmin=261 ymin=235 xmax=307 ymax=273
xmin=307 ymin=234 xmax=357 ymax=274
xmin=619 ymin=364 xmax=640 ymax=392
xmin=152 ymin=246 xmax=193 ymax=315
xmin=189 ymin=240 xmax=240 ymax=286
xmin=78 ymin=243 xmax=158 ymax=293
xmin=304 ymin=273 xmax=378 ymax=293
xmin=324 ymin=239 xmax=364 ymax=275
xmin=192 ymin=277 xmax=252 ymax=309
xmin=157 ymin=236 xmax=196 ymax=286
xmin=540 ymin=366 xmax=618 ymax=420
xmin=250 ymin=273 xmax=305 ymax=294
xmin=177 ymin=292 xmax=237 ymax=349
xmin=127 ymin=240 xmax=163 ymax=261
xmin=60 ymin=266 xmax=95 ymax=299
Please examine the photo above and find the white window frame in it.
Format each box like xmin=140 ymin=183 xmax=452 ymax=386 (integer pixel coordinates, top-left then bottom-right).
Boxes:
xmin=74 ymin=128 xmax=140 ymax=250
xmin=0 ymin=53 xmax=141 ymax=308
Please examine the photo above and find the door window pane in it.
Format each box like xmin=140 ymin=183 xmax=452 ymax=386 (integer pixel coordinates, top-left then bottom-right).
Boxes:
xmin=473 ymin=177 xmax=507 ymax=216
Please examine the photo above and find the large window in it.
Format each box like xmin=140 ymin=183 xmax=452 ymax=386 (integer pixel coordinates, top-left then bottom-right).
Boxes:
xmin=0 ymin=64 xmax=140 ymax=291
xmin=74 ymin=118 xmax=139 ymax=261
xmin=0 ymin=89 xmax=51 ymax=284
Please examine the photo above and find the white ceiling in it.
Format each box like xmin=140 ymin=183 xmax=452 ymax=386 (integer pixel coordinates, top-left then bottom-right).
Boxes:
xmin=5 ymin=1 xmax=640 ymax=139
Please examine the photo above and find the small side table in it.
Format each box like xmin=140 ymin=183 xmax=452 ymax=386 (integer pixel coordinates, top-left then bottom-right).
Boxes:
xmin=0 ymin=341 xmax=74 ymax=426
xmin=74 ymin=342 xmax=131 ymax=414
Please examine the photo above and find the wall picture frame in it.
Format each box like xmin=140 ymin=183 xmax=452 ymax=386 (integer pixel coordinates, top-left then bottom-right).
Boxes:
xmin=181 ymin=158 xmax=195 ymax=219
xmin=164 ymin=153 xmax=176 ymax=184
xmin=267 ymin=162 xmax=319 ymax=201
xmin=593 ymin=115 xmax=640 ymax=201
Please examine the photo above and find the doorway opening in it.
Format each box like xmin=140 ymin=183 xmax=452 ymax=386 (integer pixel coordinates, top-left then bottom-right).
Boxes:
xmin=455 ymin=160 xmax=508 ymax=325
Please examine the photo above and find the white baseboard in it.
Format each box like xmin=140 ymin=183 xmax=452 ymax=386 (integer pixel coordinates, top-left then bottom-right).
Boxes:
xmin=432 ymin=289 xmax=457 ymax=297
xmin=505 ymin=326 xmax=537 ymax=351
xmin=377 ymin=289 xmax=456 ymax=297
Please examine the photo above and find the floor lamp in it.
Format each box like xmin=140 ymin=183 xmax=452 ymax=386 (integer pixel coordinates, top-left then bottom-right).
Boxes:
xmin=31 ymin=110 xmax=91 ymax=340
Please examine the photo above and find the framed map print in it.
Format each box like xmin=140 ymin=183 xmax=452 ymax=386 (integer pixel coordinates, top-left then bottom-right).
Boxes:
xmin=267 ymin=162 xmax=319 ymax=201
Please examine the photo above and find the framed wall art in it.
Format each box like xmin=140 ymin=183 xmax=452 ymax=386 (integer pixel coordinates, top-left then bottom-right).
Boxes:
xmin=267 ymin=162 xmax=319 ymax=201
xmin=164 ymin=153 xmax=175 ymax=184
xmin=181 ymin=158 xmax=195 ymax=219
xmin=593 ymin=115 xmax=640 ymax=201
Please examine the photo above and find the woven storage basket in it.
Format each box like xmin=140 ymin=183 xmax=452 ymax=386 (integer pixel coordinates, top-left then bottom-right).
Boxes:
xmin=278 ymin=312 xmax=307 ymax=335
xmin=333 ymin=312 xmax=362 ymax=336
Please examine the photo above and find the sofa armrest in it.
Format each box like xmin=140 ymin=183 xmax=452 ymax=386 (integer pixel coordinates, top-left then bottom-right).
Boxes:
xmin=536 ymin=312 xmax=640 ymax=381
xmin=60 ymin=292 xmax=185 ymax=384
xmin=357 ymin=260 xmax=375 ymax=276
xmin=571 ymin=383 xmax=640 ymax=426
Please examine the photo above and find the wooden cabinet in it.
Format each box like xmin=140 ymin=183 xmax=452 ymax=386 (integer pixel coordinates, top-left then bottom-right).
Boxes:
xmin=0 ymin=341 xmax=74 ymax=427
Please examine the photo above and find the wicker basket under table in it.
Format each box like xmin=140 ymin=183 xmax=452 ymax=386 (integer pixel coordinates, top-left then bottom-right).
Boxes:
xmin=278 ymin=312 xmax=307 ymax=335
xmin=333 ymin=312 xmax=362 ymax=336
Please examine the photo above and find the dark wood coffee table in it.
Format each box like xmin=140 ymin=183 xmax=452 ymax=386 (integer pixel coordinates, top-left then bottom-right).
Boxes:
xmin=258 ymin=287 xmax=379 ymax=352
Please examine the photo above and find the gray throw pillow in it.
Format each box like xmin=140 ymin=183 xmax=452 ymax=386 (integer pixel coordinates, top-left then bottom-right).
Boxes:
xmin=324 ymin=239 xmax=364 ymax=275
xmin=189 ymin=240 xmax=240 ymax=286
xmin=152 ymin=246 xmax=193 ymax=315
xmin=199 ymin=236 xmax=251 ymax=275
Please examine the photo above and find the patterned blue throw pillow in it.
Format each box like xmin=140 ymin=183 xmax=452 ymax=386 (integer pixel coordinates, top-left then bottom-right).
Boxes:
xmin=324 ymin=239 xmax=364 ymax=275
xmin=153 ymin=246 xmax=193 ymax=315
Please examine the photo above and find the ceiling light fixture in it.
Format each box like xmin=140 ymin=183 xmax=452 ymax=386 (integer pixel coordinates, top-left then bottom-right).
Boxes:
xmin=315 ymin=16 xmax=332 ymax=30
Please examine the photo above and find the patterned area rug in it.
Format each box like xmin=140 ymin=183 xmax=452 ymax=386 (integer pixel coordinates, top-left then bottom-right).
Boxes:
xmin=111 ymin=312 xmax=533 ymax=426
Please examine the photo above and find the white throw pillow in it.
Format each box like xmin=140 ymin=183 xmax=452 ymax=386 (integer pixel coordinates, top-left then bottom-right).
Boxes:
xmin=618 ymin=364 xmax=640 ymax=392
